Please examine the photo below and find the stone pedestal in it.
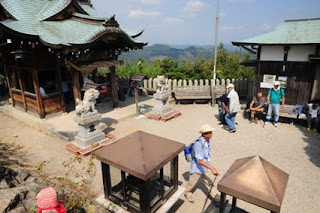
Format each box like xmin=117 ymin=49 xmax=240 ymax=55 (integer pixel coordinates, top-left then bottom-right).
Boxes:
xmin=152 ymin=91 xmax=174 ymax=116
xmin=74 ymin=112 xmax=105 ymax=148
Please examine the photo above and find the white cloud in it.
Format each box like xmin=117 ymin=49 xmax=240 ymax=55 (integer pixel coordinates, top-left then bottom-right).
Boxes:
xmin=260 ymin=24 xmax=271 ymax=31
xmin=221 ymin=25 xmax=243 ymax=32
xmin=163 ymin=17 xmax=184 ymax=24
xmin=128 ymin=9 xmax=161 ymax=18
xmin=228 ymin=0 xmax=256 ymax=3
xmin=140 ymin=0 xmax=160 ymax=4
xmin=183 ymin=0 xmax=205 ymax=16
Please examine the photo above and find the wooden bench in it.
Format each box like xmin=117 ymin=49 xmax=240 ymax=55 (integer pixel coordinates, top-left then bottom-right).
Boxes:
xmin=214 ymin=85 xmax=227 ymax=99
xmin=174 ymin=86 xmax=212 ymax=104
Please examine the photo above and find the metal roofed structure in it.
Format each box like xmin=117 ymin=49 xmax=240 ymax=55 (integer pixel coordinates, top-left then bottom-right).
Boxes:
xmin=94 ymin=131 xmax=185 ymax=181
xmin=218 ymin=156 xmax=289 ymax=213
xmin=93 ymin=131 xmax=185 ymax=213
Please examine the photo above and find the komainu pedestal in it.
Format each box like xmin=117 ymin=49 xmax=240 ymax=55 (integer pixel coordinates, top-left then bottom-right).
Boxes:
xmin=74 ymin=112 xmax=106 ymax=147
xmin=73 ymin=89 xmax=106 ymax=148
xmin=152 ymin=91 xmax=174 ymax=116
xmin=147 ymin=76 xmax=181 ymax=122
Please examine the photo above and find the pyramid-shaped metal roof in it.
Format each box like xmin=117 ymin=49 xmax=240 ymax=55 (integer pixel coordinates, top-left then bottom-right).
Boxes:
xmin=93 ymin=131 xmax=185 ymax=181
xmin=233 ymin=18 xmax=320 ymax=45
xmin=218 ymin=156 xmax=289 ymax=213
xmin=0 ymin=0 xmax=146 ymax=49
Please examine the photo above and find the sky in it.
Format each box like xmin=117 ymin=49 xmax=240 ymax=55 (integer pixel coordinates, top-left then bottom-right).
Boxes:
xmin=91 ymin=0 xmax=320 ymax=46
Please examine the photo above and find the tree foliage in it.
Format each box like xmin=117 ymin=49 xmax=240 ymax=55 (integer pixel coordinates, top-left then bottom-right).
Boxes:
xmin=116 ymin=43 xmax=255 ymax=80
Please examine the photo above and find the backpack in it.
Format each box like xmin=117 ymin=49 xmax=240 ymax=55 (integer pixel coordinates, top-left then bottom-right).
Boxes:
xmin=184 ymin=139 xmax=201 ymax=162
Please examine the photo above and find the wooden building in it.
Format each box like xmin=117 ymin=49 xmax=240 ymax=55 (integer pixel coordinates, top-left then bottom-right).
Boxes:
xmin=233 ymin=18 xmax=320 ymax=105
xmin=0 ymin=0 xmax=146 ymax=118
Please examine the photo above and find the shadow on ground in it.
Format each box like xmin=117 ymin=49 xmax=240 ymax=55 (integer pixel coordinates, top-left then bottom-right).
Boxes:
xmin=0 ymin=141 xmax=25 ymax=167
xmin=297 ymin=124 xmax=320 ymax=167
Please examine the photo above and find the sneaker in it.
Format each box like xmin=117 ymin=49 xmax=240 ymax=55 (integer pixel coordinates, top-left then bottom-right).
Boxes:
xmin=229 ymin=129 xmax=236 ymax=133
xmin=306 ymin=127 xmax=311 ymax=131
xmin=265 ymin=121 xmax=270 ymax=125
xmin=184 ymin=194 xmax=195 ymax=203
xmin=274 ymin=123 xmax=278 ymax=127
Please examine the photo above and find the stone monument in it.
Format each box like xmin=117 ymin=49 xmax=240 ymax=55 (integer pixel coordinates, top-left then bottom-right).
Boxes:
xmin=74 ymin=89 xmax=105 ymax=147
xmin=151 ymin=76 xmax=174 ymax=116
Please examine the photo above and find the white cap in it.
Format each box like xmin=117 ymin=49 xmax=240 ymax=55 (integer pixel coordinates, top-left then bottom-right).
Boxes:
xmin=226 ymin=83 xmax=235 ymax=89
xmin=274 ymin=81 xmax=280 ymax=86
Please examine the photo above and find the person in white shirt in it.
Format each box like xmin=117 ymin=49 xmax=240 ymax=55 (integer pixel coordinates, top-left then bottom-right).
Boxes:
xmin=306 ymin=101 xmax=320 ymax=132
xmin=225 ymin=84 xmax=240 ymax=133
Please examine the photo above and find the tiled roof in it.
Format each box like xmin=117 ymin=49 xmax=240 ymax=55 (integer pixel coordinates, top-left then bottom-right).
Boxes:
xmin=233 ymin=18 xmax=320 ymax=45
xmin=0 ymin=0 xmax=146 ymax=48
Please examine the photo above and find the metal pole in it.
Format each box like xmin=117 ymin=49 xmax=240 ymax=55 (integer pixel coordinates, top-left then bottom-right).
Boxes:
xmin=213 ymin=0 xmax=220 ymax=86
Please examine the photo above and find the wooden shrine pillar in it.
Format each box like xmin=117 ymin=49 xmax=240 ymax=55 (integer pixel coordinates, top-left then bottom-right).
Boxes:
xmin=56 ymin=58 xmax=65 ymax=112
xmin=16 ymin=66 xmax=27 ymax=112
xmin=110 ymin=65 xmax=119 ymax=109
xmin=72 ymin=69 xmax=81 ymax=106
xmin=2 ymin=60 xmax=15 ymax=107
xmin=32 ymin=69 xmax=45 ymax=119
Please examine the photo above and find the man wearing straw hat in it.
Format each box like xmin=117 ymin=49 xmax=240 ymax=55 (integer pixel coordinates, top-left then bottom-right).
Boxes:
xmin=184 ymin=124 xmax=220 ymax=205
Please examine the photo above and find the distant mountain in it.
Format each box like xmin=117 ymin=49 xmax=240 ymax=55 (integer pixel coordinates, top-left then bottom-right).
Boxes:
xmin=120 ymin=43 xmax=240 ymax=62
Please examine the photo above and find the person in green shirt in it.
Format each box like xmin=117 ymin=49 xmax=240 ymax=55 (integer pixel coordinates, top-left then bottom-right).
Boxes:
xmin=265 ymin=81 xmax=285 ymax=127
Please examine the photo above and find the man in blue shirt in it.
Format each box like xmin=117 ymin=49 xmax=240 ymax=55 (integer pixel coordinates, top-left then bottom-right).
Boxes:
xmin=265 ymin=81 xmax=285 ymax=127
xmin=184 ymin=124 xmax=219 ymax=204
xmin=217 ymin=93 xmax=229 ymax=125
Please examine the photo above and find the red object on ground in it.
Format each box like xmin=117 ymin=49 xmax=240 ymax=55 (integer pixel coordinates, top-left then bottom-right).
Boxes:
xmin=36 ymin=187 xmax=66 ymax=213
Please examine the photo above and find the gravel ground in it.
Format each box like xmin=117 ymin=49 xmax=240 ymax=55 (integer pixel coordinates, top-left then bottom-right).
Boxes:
xmin=0 ymin=103 xmax=319 ymax=213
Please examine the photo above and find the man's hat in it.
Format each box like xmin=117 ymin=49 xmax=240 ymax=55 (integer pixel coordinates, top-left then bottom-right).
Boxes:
xmin=199 ymin=124 xmax=215 ymax=133
xmin=226 ymin=83 xmax=235 ymax=89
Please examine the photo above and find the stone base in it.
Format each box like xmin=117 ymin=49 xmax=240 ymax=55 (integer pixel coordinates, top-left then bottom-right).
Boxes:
xmin=152 ymin=105 xmax=174 ymax=116
xmin=95 ymin=186 xmax=185 ymax=213
xmin=147 ymin=110 xmax=181 ymax=122
xmin=74 ymin=132 xmax=106 ymax=148
xmin=66 ymin=133 xmax=115 ymax=156
xmin=74 ymin=112 xmax=101 ymax=125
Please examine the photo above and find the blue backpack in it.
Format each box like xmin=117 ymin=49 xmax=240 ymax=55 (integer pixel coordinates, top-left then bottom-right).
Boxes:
xmin=184 ymin=139 xmax=201 ymax=162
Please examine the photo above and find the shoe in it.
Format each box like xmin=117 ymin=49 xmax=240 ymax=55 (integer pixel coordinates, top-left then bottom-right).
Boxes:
xmin=229 ymin=129 xmax=236 ymax=133
xmin=274 ymin=123 xmax=278 ymax=127
xmin=265 ymin=121 xmax=270 ymax=125
xmin=306 ymin=127 xmax=310 ymax=131
xmin=184 ymin=194 xmax=195 ymax=203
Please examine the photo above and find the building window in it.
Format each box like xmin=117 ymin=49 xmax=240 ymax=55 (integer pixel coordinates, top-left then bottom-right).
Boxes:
xmin=38 ymin=71 xmax=57 ymax=94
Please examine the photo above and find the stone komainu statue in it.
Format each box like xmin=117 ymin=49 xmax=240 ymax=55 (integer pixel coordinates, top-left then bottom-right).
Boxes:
xmin=76 ymin=89 xmax=100 ymax=117
xmin=156 ymin=75 xmax=168 ymax=93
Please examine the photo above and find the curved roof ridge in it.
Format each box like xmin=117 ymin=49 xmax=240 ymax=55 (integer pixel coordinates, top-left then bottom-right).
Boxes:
xmin=72 ymin=12 xmax=106 ymax=22
xmin=42 ymin=0 xmax=88 ymax=21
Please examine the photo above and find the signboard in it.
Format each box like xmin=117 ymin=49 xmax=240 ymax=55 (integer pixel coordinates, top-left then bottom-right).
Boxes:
xmin=278 ymin=76 xmax=288 ymax=88
xmin=260 ymin=82 xmax=273 ymax=89
xmin=263 ymin=75 xmax=276 ymax=84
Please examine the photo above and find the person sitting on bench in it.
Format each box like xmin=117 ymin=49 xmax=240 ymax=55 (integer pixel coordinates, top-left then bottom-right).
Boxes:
xmin=249 ymin=92 xmax=266 ymax=123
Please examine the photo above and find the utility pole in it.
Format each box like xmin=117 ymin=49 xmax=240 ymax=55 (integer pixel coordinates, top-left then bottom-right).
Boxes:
xmin=211 ymin=0 xmax=220 ymax=106
xmin=213 ymin=0 xmax=220 ymax=85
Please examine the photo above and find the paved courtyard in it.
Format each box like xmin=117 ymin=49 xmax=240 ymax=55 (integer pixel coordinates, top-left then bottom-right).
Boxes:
xmin=0 ymin=102 xmax=319 ymax=213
